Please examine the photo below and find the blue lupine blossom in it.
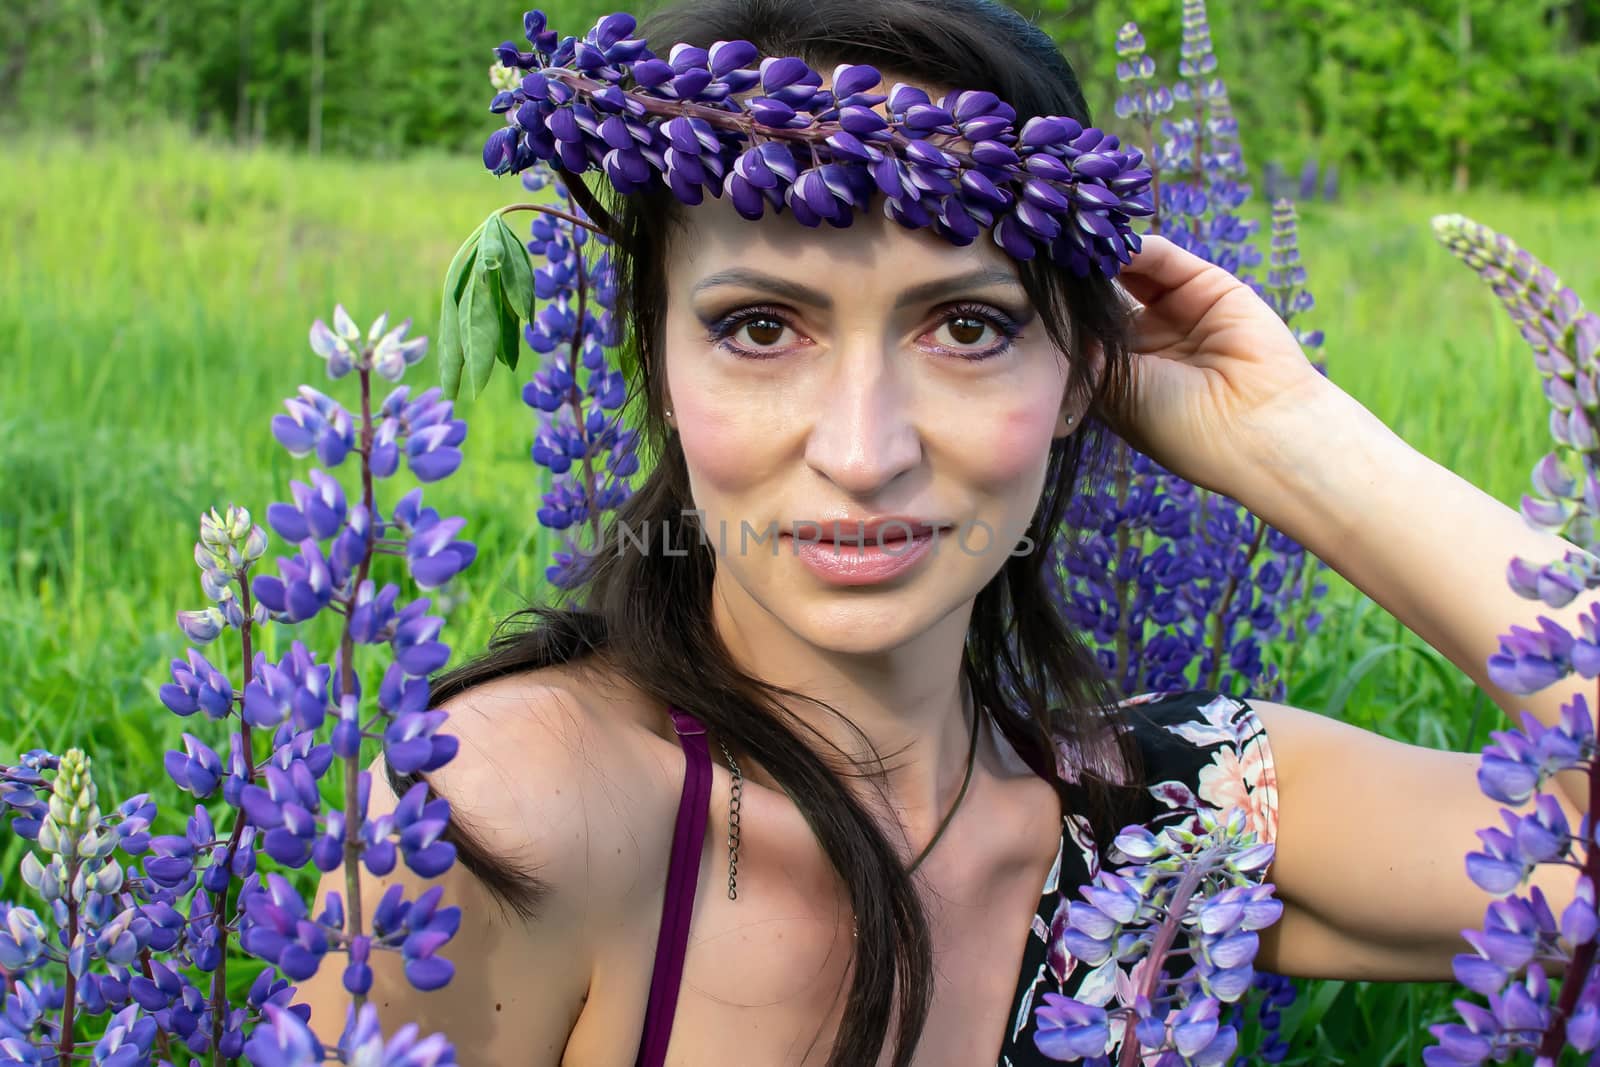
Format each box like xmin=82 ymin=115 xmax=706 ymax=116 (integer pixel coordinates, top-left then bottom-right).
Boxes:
xmin=1 ymin=310 xmax=469 ymax=1064
xmin=1261 ymin=159 xmax=1339 ymax=205
xmin=513 ymin=165 xmax=640 ymax=588
xmin=481 ymin=10 xmax=1156 ymax=283
xmin=9 ymin=3 xmax=1596 ymax=1065
xmin=1421 ymin=218 xmax=1600 ymax=1065
xmin=1049 ymin=5 xmax=1327 ymax=715
xmin=1032 ymin=807 xmax=1281 ymax=1065
xmin=1042 ymin=8 xmax=1316 ymax=1059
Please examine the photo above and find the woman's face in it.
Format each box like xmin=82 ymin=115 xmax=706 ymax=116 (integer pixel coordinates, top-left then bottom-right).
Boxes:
xmin=659 ymin=176 xmax=1080 ymax=655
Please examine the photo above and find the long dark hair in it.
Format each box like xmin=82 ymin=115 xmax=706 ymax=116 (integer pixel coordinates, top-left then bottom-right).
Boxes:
xmin=392 ymin=0 xmax=1148 ymax=1062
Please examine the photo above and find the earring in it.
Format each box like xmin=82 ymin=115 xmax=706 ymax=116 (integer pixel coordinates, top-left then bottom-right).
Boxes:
xmin=664 ymin=408 xmax=673 ymax=418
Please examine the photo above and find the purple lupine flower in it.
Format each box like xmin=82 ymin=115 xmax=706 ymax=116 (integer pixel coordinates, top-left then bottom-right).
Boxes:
xmin=337 ymin=1002 xmax=457 ymax=1066
xmin=1429 ymin=687 xmax=1598 ymax=1063
xmin=1226 ymin=972 xmax=1296 ymax=1064
xmin=1426 ymin=216 xmax=1600 ymax=1064
xmin=1295 ymin=159 xmax=1318 ymax=201
xmin=242 ymin=1001 xmax=324 ymax=1066
xmin=515 ymin=166 xmax=640 ymax=588
xmin=1321 ymin=164 xmax=1339 ymax=202
xmin=480 ymin=10 xmax=1153 ymax=284
xmin=1048 ymin=5 xmax=1325 ymax=751
xmin=1036 ymin=807 xmax=1279 ymax=1063
xmin=163 ymin=732 xmax=224 ymax=798
xmin=1433 ymin=215 xmax=1600 ymax=596
xmin=1034 ymin=994 xmax=1111 ymax=1061
xmin=2 ymin=304 xmax=475 ymax=1063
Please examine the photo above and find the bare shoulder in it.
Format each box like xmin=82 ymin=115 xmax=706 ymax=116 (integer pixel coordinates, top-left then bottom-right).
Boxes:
xmin=422 ymin=660 xmax=687 ymax=921
xmin=290 ymin=662 xmax=688 ymax=1062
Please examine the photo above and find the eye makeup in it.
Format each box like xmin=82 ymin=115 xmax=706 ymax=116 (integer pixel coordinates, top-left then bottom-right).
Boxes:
xmin=697 ymin=300 xmax=1029 ymax=362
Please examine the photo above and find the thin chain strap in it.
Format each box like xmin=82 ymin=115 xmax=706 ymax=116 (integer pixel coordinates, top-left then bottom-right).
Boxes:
xmin=716 ymin=737 xmax=741 ymax=900
xmin=715 ymin=692 xmax=981 ymax=939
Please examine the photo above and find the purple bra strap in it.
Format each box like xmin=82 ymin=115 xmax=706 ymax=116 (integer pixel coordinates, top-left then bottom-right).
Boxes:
xmin=634 ymin=706 xmax=711 ymax=1067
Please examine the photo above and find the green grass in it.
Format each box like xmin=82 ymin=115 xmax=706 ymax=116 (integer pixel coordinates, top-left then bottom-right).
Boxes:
xmin=4 ymin=123 xmax=1599 ymax=1063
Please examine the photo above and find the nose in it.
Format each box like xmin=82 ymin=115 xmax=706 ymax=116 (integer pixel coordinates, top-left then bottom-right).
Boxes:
xmin=802 ymin=342 xmax=924 ymax=496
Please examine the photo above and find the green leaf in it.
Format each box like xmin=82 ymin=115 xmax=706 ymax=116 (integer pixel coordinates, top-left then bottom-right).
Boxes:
xmin=500 ymin=289 xmax=522 ymax=374
xmin=496 ymin=215 xmax=535 ymax=323
xmin=447 ymin=219 xmax=487 ymax=302
xmin=463 ymin=265 xmax=503 ymax=400
xmin=439 ymin=290 xmax=463 ymax=398
xmin=477 ymin=214 xmax=505 ymax=275
xmin=436 ymin=220 xmax=486 ymax=399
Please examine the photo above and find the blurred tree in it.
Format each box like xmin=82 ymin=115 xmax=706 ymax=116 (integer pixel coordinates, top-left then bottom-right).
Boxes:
xmin=1 ymin=0 xmax=1596 ymax=188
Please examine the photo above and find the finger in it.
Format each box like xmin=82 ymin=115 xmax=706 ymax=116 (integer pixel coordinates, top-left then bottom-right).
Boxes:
xmin=1125 ymin=305 xmax=1187 ymax=353
xmin=1119 ymin=233 xmax=1241 ymax=328
xmin=1116 ymin=233 xmax=1214 ymax=307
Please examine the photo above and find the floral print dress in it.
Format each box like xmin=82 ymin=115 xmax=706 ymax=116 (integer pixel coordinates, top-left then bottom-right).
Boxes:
xmin=996 ymin=689 xmax=1280 ymax=1065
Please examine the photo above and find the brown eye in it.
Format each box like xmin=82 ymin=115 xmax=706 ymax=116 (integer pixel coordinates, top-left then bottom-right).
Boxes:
xmin=742 ymin=317 xmax=787 ymax=347
xmin=935 ymin=315 xmax=997 ymax=349
xmin=946 ymin=316 xmax=988 ymax=345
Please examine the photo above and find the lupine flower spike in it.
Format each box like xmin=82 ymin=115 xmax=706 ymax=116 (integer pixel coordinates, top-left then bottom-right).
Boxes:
xmin=517 ymin=166 xmax=640 ymax=589
xmin=1052 ymin=3 xmax=1325 ymax=708
xmin=1424 ymin=217 xmax=1600 ymax=1063
xmin=1032 ymin=806 xmax=1281 ymax=1065
xmin=1 ymin=308 xmax=473 ymax=1064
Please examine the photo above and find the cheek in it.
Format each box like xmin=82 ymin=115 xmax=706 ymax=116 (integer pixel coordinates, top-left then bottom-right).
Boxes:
xmin=981 ymin=402 xmax=1061 ymax=483
xmin=676 ymin=401 xmax=779 ymax=495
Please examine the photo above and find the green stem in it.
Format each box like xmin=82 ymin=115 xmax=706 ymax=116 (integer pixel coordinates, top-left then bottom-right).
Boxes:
xmin=1117 ymin=851 xmax=1213 ymax=1066
xmin=1534 ymin=679 xmax=1600 ymax=1059
xmin=339 ymin=362 xmax=381 ymax=1022
xmin=57 ymin=893 xmax=78 ymax=1058
xmin=497 ymin=202 xmax=608 ymax=237
xmin=210 ymin=574 xmax=258 ymax=1066
xmin=1206 ymin=515 xmax=1269 ymax=693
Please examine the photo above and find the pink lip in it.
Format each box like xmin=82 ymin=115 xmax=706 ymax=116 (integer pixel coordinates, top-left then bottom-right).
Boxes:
xmin=793 ymin=516 xmax=950 ymax=543
xmin=782 ymin=528 xmax=944 ymax=586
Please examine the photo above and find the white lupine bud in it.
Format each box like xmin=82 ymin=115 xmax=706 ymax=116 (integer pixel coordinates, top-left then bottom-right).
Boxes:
xmin=0 ymin=908 xmax=45 ymax=970
xmin=201 ymin=567 xmax=233 ymax=601
xmin=82 ymin=826 xmax=117 ymax=860
xmin=178 ymin=607 xmax=226 ymax=644
xmin=47 ymin=787 xmax=72 ymax=828
xmin=490 ymin=62 xmax=521 ymax=92
xmin=333 ymin=303 xmax=361 ymax=343
xmin=20 ymin=851 xmax=45 ymax=891
xmin=243 ymin=524 xmax=270 ymax=562
xmin=34 ymin=857 xmax=64 ymax=902
xmin=201 ymin=508 xmax=230 ymax=548
xmin=92 ymin=860 xmax=125 ymax=895
xmin=71 ymin=861 xmax=90 ymax=903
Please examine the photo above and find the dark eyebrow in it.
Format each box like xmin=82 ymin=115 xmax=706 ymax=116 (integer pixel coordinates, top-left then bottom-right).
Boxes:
xmin=692 ymin=268 xmax=832 ymax=308
xmin=891 ymin=268 xmax=1024 ymax=309
xmin=690 ymin=267 xmax=1025 ymax=311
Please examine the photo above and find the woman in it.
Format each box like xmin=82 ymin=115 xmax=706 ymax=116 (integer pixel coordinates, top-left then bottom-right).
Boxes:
xmin=296 ymin=0 xmax=1590 ymax=1062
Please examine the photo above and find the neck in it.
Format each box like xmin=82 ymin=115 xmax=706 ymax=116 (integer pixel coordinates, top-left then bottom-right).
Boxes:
xmin=708 ymin=574 xmax=985 ymax=855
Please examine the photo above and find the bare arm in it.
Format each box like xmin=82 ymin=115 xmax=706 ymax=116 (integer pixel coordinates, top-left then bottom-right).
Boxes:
xmin=1239 ymin=378 xmax=1592 ymax=814
xmin=1251 ymin=698 xmax=1584 ymax=981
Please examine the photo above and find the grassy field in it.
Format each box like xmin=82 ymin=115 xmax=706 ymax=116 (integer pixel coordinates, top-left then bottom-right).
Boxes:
xmin=4 ymin=124 xmax=1600 ymax=1063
